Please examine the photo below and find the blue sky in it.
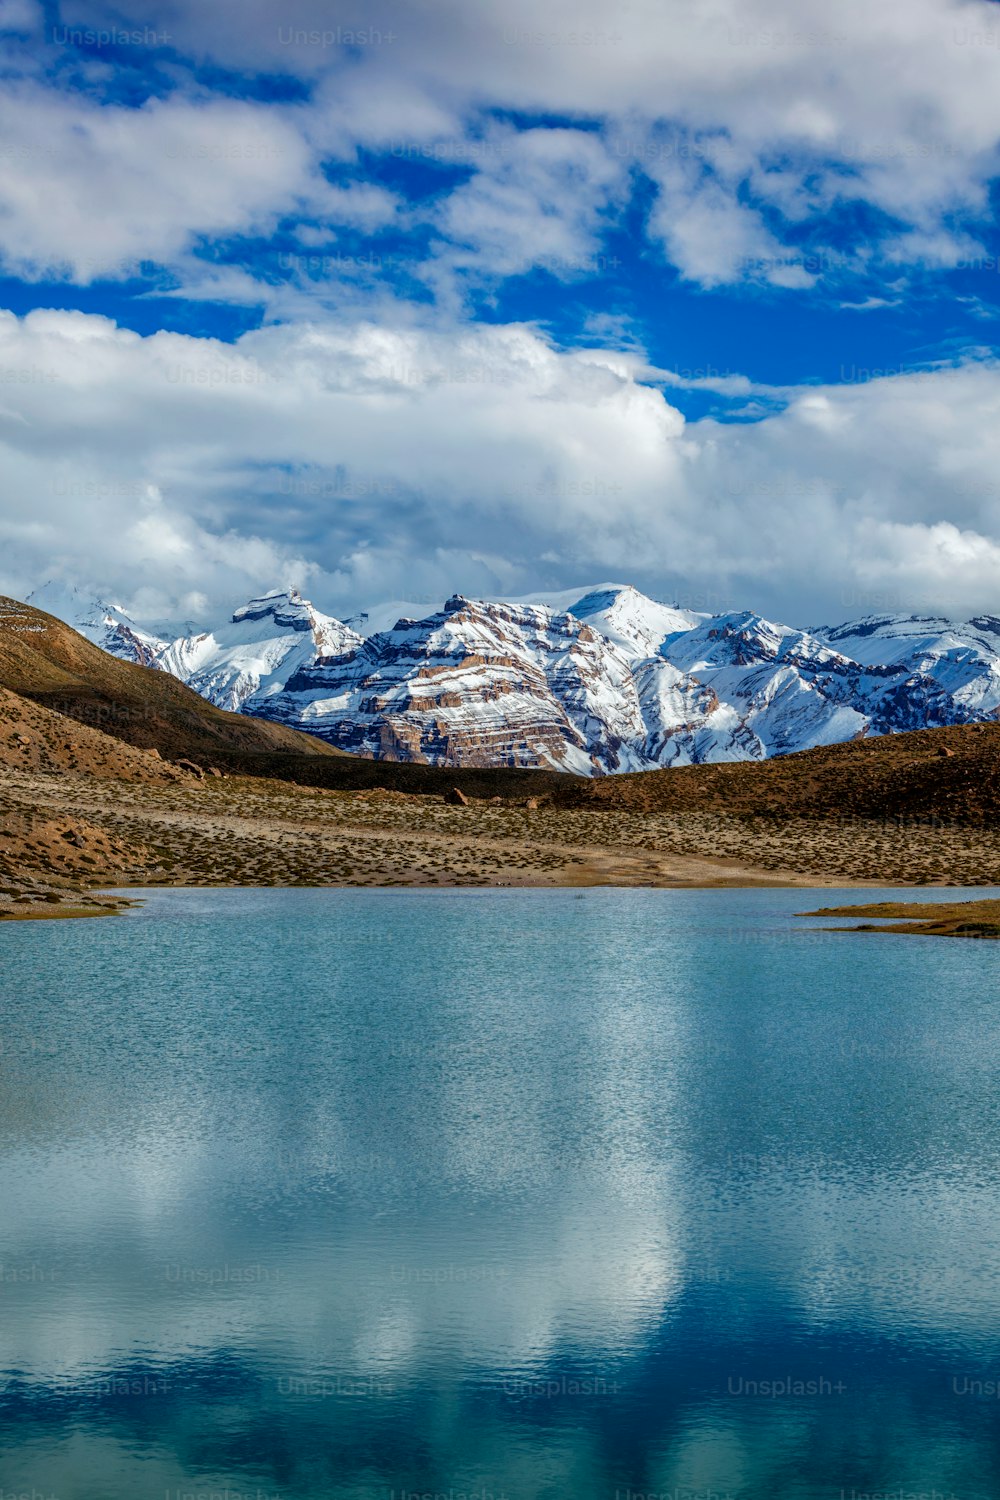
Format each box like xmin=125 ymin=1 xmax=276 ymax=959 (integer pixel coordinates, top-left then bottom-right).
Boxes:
xmin=2 ymin=0 xmax=1000 ymax=625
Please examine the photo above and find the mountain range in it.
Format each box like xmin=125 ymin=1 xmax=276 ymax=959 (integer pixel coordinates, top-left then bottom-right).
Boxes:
xmin=28 ymin=581 xmax=1000 ymax=775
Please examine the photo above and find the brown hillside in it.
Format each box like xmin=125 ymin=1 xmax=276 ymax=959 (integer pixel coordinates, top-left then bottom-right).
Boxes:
xmin=0 ymin=683 xmax=189 ymax=783
xmin=552 ymin=723 xmax=1000 ymax=826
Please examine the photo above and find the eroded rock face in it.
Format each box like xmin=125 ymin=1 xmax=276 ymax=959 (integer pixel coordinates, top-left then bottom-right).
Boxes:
xmin=258 ymin=596 xmax=663 ymax=775
xmin=174 ymin=758 xmax=205 ymax=780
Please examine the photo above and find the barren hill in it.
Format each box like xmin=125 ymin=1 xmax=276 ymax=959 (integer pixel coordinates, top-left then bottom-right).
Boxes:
xmin=0 ymin=683 xmax=190 ymax=783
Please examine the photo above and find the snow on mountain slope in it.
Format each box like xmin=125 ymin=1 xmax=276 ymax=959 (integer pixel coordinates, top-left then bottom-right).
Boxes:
xmin=569 ymin=585 xmax=703 ymax=660
xmin=816 ymin=614 xmax=1000 ymax=717
xmin=36 ymin=582 xmax=1000 ymax=774
xmin=501 ymin=582 xmax=630 ymax=614
xmin=156 ymin=591 xmax=363 ymax=713
xmin=624 ymin=613 xmax=868 ymax=763
xmin=655 ymin=608 xmax=990 ymax=748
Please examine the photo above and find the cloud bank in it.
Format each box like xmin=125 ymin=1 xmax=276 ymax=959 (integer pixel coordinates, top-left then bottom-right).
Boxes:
xmin=2 ymin=308 xmax=999 ymax=623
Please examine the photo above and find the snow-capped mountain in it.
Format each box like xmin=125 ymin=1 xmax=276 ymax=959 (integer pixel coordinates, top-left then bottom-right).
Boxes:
xmin=259 ymin=594 xmax=652 ymax=776
xmin=31 ymin=582 xmax=1000 ymax=774
xmin=151 ymin=592 xmax=361 ymax=713
xmin=815 ymin=614 xmax=1000 ymax=719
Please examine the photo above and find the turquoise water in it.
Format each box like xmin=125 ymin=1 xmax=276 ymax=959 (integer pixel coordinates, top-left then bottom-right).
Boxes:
xmin=2 ymin=885 xmax=1000 ymax=1500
